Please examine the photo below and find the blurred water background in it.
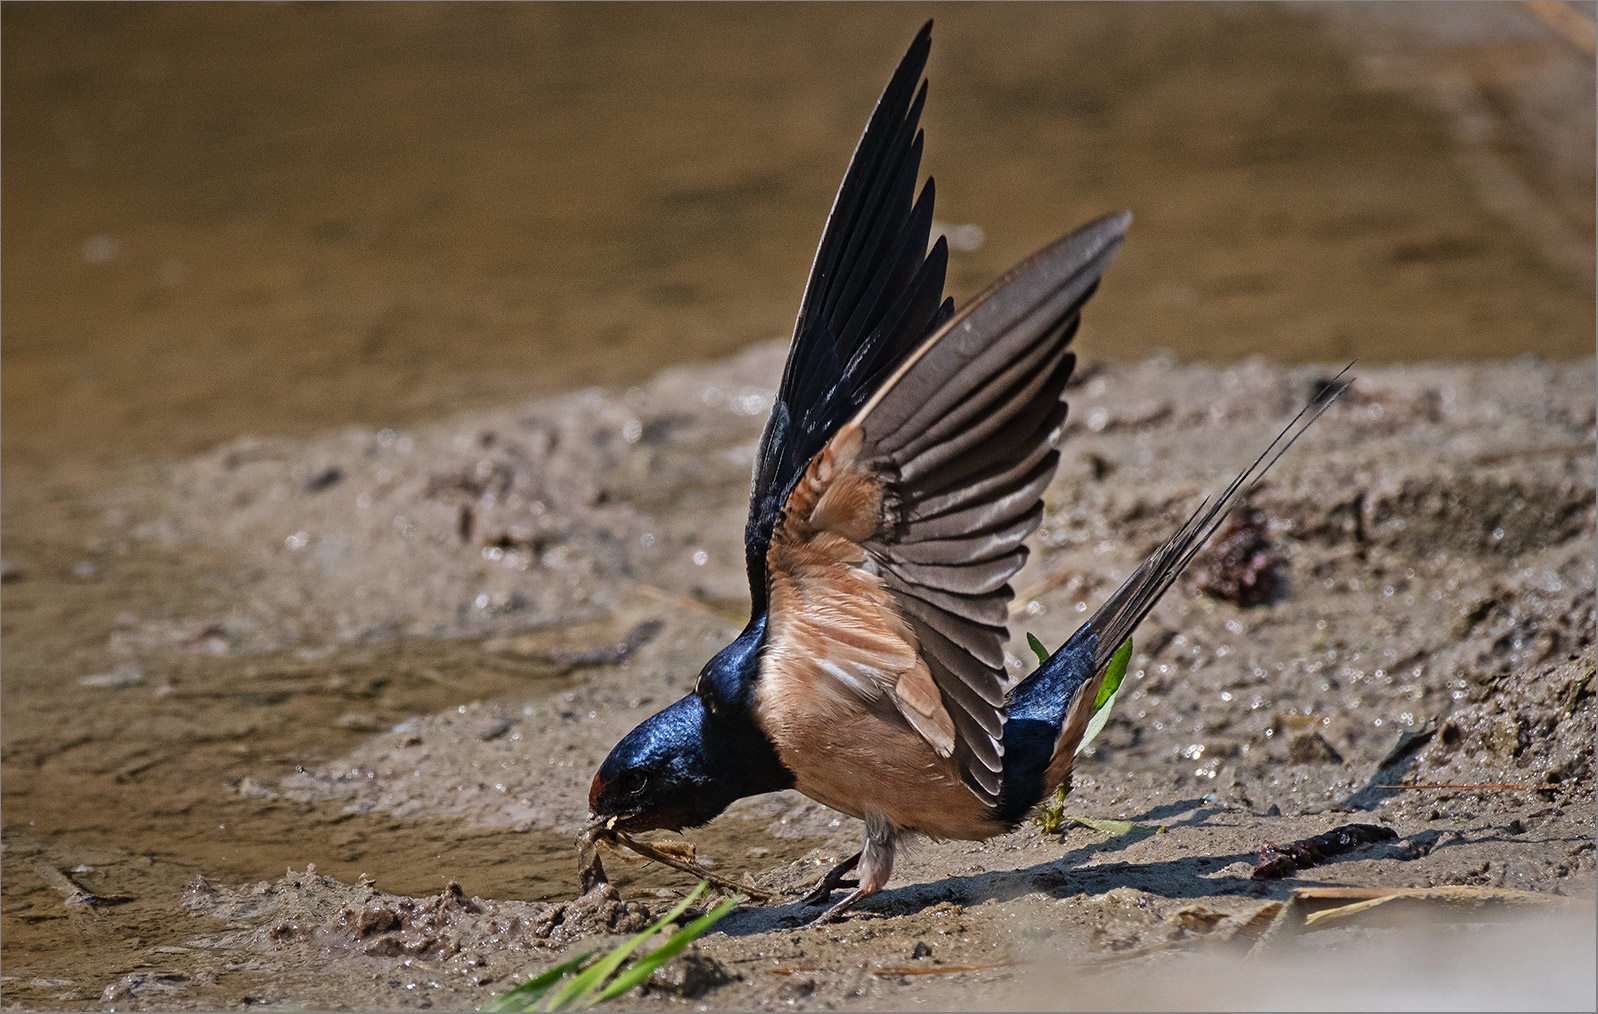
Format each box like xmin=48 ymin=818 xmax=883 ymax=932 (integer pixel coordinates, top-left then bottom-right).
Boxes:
xmin=3 ymin=2 xmax=1592 ymax=478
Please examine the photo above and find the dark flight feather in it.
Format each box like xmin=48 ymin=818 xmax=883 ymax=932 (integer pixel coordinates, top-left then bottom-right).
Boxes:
xmin=745 ymin=21 xmax=947 ymax=610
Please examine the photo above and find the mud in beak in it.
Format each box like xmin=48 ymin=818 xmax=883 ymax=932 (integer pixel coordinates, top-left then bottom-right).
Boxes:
xmin=579 ymin=812 xmax=620 ymax=840
xmin=592 ymin=808 xmax=655 ymax=834
xmin=575 ymin=815 xmax=614 ymax=894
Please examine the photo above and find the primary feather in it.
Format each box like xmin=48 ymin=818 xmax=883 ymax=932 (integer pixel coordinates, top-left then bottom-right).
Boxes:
xmin=745 ymin=20 xmax=951 ymax=611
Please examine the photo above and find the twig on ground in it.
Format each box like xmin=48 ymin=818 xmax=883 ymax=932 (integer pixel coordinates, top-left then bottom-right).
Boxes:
xmin=768 ymin=962 xmax=1016 ymax=977
xmin=1376 ymin=783 xmax=1539 ymax=791
xmin=608 ymin=830 xmax=783 ymax=904
xmin=1293 ymin=885 xmax=1579 ymax=927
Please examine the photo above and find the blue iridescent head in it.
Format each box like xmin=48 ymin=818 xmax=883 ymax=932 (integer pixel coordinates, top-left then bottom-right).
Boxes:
xmin=587 ymin=620 xmax=793 ymax=832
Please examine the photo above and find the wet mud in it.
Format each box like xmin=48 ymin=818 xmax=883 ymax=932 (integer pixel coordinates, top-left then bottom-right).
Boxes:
xmin=4 ymin=352 xmax=1593 ymax=1010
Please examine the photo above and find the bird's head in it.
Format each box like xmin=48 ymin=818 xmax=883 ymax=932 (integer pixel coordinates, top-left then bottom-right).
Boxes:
xmin=587 ymin=620 xmax=792 ymax=833
xmin=587 ymin=691 xmax=727 ymax=833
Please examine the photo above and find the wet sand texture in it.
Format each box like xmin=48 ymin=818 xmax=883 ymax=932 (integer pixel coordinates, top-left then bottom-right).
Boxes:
xmin=3 ymin=353 xmax=1592 ymax=1010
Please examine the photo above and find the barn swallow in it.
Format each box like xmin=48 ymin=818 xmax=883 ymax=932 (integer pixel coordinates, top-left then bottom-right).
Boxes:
xmin=588 ymin=21 xmax=1344 ymax=923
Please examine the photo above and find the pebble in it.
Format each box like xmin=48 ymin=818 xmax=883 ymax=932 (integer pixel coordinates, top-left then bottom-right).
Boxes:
xmin=79 ymin=663 xmax=145 ymax=688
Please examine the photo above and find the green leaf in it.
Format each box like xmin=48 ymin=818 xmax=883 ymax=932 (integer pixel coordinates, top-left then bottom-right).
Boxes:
xmin=1094 ymin=637 xmax=1133 ymax=711
xmin=1077 ymin=638 xmax=1132 ymax=756
xmin=1066 ymin=816 xmax=1157 ymax=840
xmin=544 ymin=882 xmax=707 ymax=1011
xmin=1026 ymin=632 xmax=1051 ymax=667
xmin=481 ymin=951 xmax=596 ymax=1012
xmin=1031 ymin=793 xmax=1066 ymax=834
xmin=589 ymin=893 xmax=743 ymax=1005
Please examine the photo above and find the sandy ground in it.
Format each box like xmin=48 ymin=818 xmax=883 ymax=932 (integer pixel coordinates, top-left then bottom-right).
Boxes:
xmin=4 ymin=351 xmax=1592 ymax=1010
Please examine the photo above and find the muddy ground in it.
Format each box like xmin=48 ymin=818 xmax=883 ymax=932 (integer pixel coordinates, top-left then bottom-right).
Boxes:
xmin=3 ymin=352 xmax=1593 ymax=1010
xmin=3 ymin=3 xmax=1595 ymax=1010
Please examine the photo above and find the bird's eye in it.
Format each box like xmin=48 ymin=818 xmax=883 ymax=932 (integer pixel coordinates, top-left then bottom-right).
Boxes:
xmin=620 ymin=770 xmax=647 ymax=796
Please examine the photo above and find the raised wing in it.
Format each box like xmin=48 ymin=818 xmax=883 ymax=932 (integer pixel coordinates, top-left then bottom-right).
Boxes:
xmin=763 ymin=213 xmax=1132 ymax=805
xmin=746 ymin=20 xmax=952 ymax=611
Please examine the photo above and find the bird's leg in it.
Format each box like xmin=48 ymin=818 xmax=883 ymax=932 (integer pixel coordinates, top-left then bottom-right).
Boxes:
xmin=807 ymin=813 xmax=896 ymax=926
xmin=799 ymin=850 xmax=861 ymax=905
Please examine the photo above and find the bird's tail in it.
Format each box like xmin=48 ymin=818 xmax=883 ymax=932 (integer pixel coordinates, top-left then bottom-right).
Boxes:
xmin=1079 ymin=365 xmax=1353 ymax=674
xmin=995 ymin=368 xmax=1352 ymax=821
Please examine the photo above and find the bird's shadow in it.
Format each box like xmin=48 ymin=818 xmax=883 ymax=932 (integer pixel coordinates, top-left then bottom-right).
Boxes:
xmin=715 ymin=798 xmax=1282 ymax=936
xmin=712 ymin=781 xmax=1578 ymax=936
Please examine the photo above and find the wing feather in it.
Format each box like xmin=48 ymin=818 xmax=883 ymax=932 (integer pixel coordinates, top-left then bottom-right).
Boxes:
xmin=745 ymin=20 xmax=1132 ymax=807
xmin=913 ymin=400 xmax=1070 ymax=496
xmin=888 ymin=501 xmax=1043 ymax=566
xmin=901 ymin=462 xmax=1058 ymax=545
xmin=877 ymin=550 xmax=1028 ymax=597
xmin=909 ymin=445 xmax=1058 ymax=520
xmin=745 ymin=22 xmax=946 ymax=609
xmin=761 ymin=213 xmax=1131 ymax=805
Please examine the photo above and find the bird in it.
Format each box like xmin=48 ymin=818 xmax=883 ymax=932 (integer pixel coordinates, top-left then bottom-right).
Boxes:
xmin=587 ymin=21 xmax=1345 ymax=924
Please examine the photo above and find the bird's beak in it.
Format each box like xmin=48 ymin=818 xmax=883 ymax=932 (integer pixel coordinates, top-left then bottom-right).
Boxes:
xmin=583 ymin=780 xmax=645 ymax=831
xmin=587 ymin=771 xmax=653 ymax=829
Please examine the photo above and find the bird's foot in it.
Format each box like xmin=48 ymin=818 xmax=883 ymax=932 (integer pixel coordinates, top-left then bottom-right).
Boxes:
xmin=802 ymin=886 xmax=870 ymax=927
xmin=797 ymin=850 xmax=862 ymax=906
xmin=801 ymin=876 xmax=858 ymax=906
xmin=800 ymin=816 xmax=891 ymax=925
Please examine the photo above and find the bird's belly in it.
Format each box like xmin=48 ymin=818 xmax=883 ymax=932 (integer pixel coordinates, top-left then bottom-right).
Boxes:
xmin=753 ymin=679 xmax=1004 ymax=841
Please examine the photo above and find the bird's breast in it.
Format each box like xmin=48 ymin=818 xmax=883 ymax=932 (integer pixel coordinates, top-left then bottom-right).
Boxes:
xmin=752 ymin=653 xmax=1005 ymax=841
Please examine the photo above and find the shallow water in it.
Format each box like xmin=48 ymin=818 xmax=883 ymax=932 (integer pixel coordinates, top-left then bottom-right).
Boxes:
xmin=3 ymin=4 xmax=1591 ymax=473
xmin=1 ymin=605 xmax=820 ymax=1008
xmin=1 ymin=3 xmax=1593 ymax=1008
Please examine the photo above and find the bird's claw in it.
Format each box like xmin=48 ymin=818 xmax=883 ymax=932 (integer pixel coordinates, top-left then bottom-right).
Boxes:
xmin=800 ymin=876 xmax=858 ymax=906
xmin=795 ymin=850 xmax=863 ymax=906
xmin=801 ymin=888 xmax=867 ymax=927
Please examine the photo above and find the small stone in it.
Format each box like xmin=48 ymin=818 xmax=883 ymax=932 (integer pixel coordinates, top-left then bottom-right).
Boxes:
xmin=1287 ymin=730 xmax=1343 ymax=764
xmin=303 ymin=466 xmax=345 ymax=493
xmin=79 ymin=663 xmax=145 ymax=688
xmin=646 ymin=950 xmax=731 ymax=998
xmin=911 ymin=940 xmax=933 ymax=959
xmin=233 ymin=777 xmax=279 ymax=800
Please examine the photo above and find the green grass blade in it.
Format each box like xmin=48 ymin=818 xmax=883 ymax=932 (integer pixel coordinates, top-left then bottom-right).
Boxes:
xmin=544 ymin=882 xmax=706 ymax=1011
xmin=1026 ymin=632 xmax=1050 ymax=667
xmin=588 ymin=894 xmax=743 ymax=1005
xmin=1094 ymin=637 xmax=1133 ymax=711
xmin=1077 ymin=638 xmax=1133 ymax=756
xmin=1067 ymin=816 xmax=1158 ymax=840
xmin=481 ymin=951 xmax=596 ymax=1012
